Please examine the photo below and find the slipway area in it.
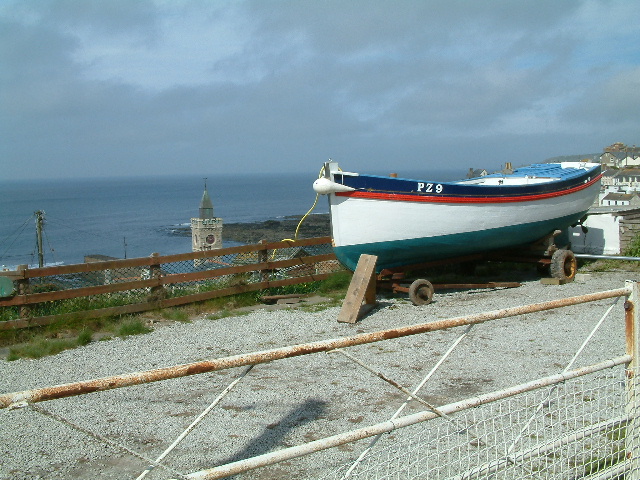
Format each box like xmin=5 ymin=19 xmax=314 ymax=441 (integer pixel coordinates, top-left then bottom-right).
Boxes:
xmin=0 ymin=270 xmax=638 ymax=479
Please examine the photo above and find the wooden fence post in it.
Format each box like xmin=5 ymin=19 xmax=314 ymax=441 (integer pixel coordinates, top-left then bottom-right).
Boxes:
xmin=258 ymin=240 xmax=269 ymax=283
xmin=16 ymin=264 xmax=30 ymax=319
xmin=148 ymin=253 xmax=166 ymax=303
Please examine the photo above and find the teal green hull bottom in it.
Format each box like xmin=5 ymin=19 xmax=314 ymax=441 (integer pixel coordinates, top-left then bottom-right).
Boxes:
xmin=333 ymin=213 xmax=585 ymax=272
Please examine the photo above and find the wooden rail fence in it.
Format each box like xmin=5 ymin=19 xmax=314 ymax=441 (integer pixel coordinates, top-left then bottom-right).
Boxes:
xmin=0 ymin=237 xmax=338 ymax=330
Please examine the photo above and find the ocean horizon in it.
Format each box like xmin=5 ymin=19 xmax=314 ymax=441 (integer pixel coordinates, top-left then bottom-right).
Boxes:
xmin=0 ymin=168 xmax=463 ymax=269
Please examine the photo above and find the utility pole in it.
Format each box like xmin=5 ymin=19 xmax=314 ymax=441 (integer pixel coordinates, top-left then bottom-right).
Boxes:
xmin=34 ymin=210 xmax=45 ymax=268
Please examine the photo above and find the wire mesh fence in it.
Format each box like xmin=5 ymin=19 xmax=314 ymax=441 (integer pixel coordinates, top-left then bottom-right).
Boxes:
xmin=0 ymin=237 xmax=338 ymax=325
xmin=323 ymin=363 xmax=637 ymax=480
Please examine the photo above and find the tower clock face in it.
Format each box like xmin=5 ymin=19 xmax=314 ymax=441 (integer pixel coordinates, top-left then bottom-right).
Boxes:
xmin=205 ymin=234 xmax=216 ymax=244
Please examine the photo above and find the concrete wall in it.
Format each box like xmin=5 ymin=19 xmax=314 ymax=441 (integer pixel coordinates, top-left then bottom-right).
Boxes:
xmin=568 ymin=213 xmax=621 ymax=255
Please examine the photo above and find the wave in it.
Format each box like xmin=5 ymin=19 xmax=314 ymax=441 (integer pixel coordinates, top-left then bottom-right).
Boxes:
xmin=1 ymin=260 xmax=65 ymax=272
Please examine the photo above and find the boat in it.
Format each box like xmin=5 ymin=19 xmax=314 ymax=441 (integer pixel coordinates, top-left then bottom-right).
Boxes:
xmin=313 ymin=160 xmax=602 ymax=272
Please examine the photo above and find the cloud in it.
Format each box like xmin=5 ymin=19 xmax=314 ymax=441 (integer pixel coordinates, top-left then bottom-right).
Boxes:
xmin=1 ymin=0 xmax=639 ymax=179
xmin=563 ymin=66 xmax=640 ymax=140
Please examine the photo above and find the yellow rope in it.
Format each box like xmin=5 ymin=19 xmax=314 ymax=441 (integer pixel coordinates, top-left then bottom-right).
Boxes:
xmin=294 ymin=192 xmax=319 ymax=241
xmin=292 ymin=164 xmax=328 ymax=241
xmin=271 ymin=165 xmax=327 ymax=259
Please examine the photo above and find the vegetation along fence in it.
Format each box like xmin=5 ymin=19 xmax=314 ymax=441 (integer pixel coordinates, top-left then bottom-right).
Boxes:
xmin=0 ymin=236 xmax=339 ymax=329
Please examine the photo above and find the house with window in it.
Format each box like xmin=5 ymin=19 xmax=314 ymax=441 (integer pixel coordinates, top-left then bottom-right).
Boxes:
xmin=601 ymin=192 xmax=640 ymax=207
xmin=600 ymin=152 xmax=625 ymax=168
xmin=466 ymin=168 xmax=488 ymax=178
xmin=600 ymin=169 xmax=617 ymax=187
xmin=612 ymin=169 xmax=640 ymax=189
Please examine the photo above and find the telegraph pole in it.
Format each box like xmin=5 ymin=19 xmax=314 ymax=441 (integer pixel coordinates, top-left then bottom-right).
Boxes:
xmin=35 ymin=210 xmax=45 ymax=268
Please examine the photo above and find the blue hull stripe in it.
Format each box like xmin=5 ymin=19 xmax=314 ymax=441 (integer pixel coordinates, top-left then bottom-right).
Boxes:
xmin=333 ymin=212 xmax=586 ymax=272
xmin=334 ymin=163 xmax=601 ymax=200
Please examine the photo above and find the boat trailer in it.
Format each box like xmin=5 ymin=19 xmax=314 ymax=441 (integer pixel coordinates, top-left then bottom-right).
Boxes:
xmin=376 ymin=231 xmax=578 ymax=306
xmin=336 ymin=231 xmax=578 ymax=322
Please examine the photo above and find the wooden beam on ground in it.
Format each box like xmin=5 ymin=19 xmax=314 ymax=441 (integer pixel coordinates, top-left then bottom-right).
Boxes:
xmin=337 ymin=254 xmax=377 ymax=323
xmin=540 ymin=277 xmax=572 ymax=285
xmin=433 ymin=282 xmax=521 ymax=290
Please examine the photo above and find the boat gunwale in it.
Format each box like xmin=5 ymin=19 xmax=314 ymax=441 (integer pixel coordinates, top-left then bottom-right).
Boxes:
xmin=331 ymin=164 xmax=602 ymax=201
xmin=335 ymin=174 xmax=601 ymax=204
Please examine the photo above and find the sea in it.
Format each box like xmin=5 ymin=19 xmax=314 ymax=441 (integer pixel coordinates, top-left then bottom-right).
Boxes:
xmin=0 ymin=168 xmax=462 ymax=270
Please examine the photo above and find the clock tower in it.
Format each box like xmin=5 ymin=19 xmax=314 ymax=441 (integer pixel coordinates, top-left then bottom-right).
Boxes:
xmin=191 ymin=179 xmax=223 ymax=263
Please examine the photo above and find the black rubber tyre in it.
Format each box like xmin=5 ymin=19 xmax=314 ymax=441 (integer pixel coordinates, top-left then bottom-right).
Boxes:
xmin=550 ymin=249 xmax=577 ymax=281
xmin=409 ymin=279 xmax=434 ymax=306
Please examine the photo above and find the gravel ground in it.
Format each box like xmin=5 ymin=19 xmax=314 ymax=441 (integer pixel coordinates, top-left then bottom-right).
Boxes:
xmin=0 ymin=270 xmax=636 ymax=479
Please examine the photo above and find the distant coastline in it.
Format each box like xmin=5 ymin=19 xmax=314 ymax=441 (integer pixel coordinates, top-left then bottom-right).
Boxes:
xmin=171 ymin=213 xmax=331 ymax=244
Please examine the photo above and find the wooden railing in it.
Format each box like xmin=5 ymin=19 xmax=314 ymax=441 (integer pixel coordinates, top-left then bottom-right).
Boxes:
xmin=0 ymin=237 xmax=338 ymax=330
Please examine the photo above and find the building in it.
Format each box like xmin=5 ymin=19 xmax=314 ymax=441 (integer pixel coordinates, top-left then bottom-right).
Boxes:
xmin=466 ymin=168 xmax=488 ymax=178
xmin=191 ymin=180 xmax=223 ymax=265
xmin=600 ymin=169 xmax=617 ymax=187
xmin=603 ymin=142 xmax=640 ymax=154
xmin=600 ymin=142 xmax=640 ymax=168
xmin=611 ymin=168 xmax=640 ymax=189
xmin=601 ymin=192 xmax=640 ymax=207
xmin=568 ymin=206 xmax=640 ymax=255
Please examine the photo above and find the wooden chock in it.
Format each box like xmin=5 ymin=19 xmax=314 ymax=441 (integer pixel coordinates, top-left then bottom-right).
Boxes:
xmin=337 ymin=254 xmax=378 ymax=323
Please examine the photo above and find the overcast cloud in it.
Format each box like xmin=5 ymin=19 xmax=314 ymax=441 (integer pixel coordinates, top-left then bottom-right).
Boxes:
xmin=1 ymin=0 xmax=639 ymax=180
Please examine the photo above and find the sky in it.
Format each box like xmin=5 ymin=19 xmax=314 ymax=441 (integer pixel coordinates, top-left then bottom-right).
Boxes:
xmin=1 ymin=0 xmax=639 ymax=180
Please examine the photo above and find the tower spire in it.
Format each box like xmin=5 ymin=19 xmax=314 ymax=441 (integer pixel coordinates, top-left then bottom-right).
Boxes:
xmin=199 ymin=178 xmax=214 ymax=219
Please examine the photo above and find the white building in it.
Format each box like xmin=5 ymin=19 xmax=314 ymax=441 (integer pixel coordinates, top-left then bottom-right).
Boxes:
xmin=568 ymin=207 xmax=640 ymax=255
xmin=601 ymin=192 xmax=640 ymax=207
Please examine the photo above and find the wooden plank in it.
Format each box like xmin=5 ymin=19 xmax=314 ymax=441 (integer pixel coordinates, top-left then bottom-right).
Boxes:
xmin=260 ymin=294 xmax=309 ymax=304
xmin=14 ymin=236 xmax=334 ymax=279
xmin=337 ymin=254 xmax=377 ymax=324
xmin=160 ymin=273 xmax=332 ymax=308
xmin=433 ymin=282 xmax=521 ymax=290
xmin=163 ymin=253 xmax=336 ymax=284
xmin=0 ymin=278 xmax=162 ymax=306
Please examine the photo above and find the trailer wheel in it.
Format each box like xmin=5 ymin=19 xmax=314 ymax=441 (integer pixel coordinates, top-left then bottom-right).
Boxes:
xmin=409 ymin=279 xmax=434 ymax=306
xmin=550 ymin=249 xmax=577 ymax=281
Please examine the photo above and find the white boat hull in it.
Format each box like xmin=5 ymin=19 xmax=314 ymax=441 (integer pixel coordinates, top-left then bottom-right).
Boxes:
xmin=314 ymin=161 xmax=602 ymax=271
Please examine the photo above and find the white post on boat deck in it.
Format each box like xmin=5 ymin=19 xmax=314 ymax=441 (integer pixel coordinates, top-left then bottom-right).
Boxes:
xmin=626 ymin=280 xmax=640 ymax=476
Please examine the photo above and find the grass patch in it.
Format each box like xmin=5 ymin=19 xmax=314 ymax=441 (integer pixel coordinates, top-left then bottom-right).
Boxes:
xmin=7 ymin=329 xmax=95 ymax=361
xmin=158 ymin=308 xmax=191 ymax=322
xmin=117 ymin=318 xmax=152 ymax=338
xmin=202 ymin=291 xmax=262 ymax=312
xmin=2 ymin=314 xmax=154 ymax=360
xmin=8 ymin=338 xmax=76 ymax=361
xmin=578 ymin=259 xmax=640 ymax=273
xmin=317 ymin=270 xmax=352 ymax=294
xmin=77 ymin=328 xmax=92 ymax=346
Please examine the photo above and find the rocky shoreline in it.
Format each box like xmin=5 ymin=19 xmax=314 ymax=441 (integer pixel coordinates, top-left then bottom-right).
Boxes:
xmin=173 ymin=213 xmax=331 ymax=244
